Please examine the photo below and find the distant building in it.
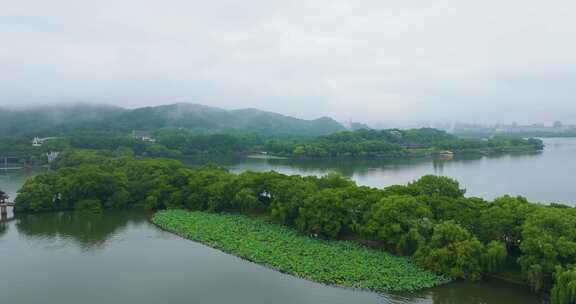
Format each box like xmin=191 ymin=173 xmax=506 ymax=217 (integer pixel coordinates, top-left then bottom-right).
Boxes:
xmin=46 ymin=151 xmax=60 ymax=163
xmin=32 ymin=137 xmax=59 ymax=147
xmin=32 ymin=137 xmax=42 ymax=147
xmin=438 ymin=150 xmax=455 ymax=159
xmin=132 ymin=131 xmax=156 ymax=143
xmin=390 ymin=130 xmax=402 ymax=137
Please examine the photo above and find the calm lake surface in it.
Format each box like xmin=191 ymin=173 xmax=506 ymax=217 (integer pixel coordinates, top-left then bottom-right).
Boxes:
xmin=3 ymin=137 xmax=573 ymax=303
xmin=221 ymin=137 xmax=576 ymax=205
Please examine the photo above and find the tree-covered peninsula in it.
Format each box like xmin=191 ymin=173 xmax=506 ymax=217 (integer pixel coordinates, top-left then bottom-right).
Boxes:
xmin=13 ymin=151 xmax=575 ymax=302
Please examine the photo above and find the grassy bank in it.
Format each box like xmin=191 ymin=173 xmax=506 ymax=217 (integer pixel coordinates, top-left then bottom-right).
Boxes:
xmin=152 ymin=210 xmax=449 ymax=292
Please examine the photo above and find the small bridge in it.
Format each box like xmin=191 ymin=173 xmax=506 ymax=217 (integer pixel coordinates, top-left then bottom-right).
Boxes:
xmin=0 ymin=202 xmax=15 ymax=215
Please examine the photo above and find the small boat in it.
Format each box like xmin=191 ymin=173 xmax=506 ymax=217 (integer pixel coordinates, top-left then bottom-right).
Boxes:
xmin=438 ymin=150 xmax=455 ymax=158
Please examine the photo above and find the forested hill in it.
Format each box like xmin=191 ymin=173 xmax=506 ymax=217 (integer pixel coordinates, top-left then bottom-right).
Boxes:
xmin=0 ymin=103 xmax=345 ymax=138
xmin=105 ymin=104 xmax=345 ymax=137
xmin=0 ymin=104 xmax=125 ymax=137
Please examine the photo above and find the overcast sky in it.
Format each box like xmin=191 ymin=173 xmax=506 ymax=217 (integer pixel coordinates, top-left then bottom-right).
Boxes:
xmin=2 ymin=0 xmax=576 ymax=124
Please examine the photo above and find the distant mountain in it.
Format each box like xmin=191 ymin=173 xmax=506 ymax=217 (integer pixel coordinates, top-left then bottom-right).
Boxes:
xmin=0 ymin=103 xmax=125 ymax=137
xmin=349 ymin=122 xmax=372 ymax=131
xmin=107 ymin=103 xmax=345 ymax=137
xmin=0 ymin=103 xmax=345 ymax=137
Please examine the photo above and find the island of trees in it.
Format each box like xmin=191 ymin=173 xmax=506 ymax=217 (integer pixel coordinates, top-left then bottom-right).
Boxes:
xmin=262 ymin=128 xmax=543 ymax=158
xmin=1 ymin=128 xmax=543 ymax=165
xmin=13 ymin=150 xmax=576 ymax=303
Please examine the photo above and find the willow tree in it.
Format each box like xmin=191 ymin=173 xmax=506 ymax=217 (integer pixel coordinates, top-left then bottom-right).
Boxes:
xmin=519 ymin=208 xmax=576 ymax=292
xmin=361 ymin=195 xmax=431 ymax=253
xmin=482 ymin=241 xmax=508 ymax=274
xmin=551 ymin=266 xmax=576 ymax=304
xmin=414 ymin=221 xmax=485 ymax=281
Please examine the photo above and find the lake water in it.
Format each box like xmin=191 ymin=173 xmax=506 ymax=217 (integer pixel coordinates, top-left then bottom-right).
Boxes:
xmin=0 ymin=211 xmax=542 ymax=304
xmin=222 ymin=137 xmax=576 ymax=205
xmin=2 ymin=137 xmax=572 ymax=303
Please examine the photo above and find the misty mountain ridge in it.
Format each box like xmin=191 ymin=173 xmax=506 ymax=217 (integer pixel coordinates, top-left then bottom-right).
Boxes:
xmin=0 ymin=102 xmax=345 ymax=137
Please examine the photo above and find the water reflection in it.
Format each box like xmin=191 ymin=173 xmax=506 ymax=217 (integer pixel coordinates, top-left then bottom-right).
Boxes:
xmin=228 ymin=151 xmax=542 ymax=177
xmin=14 ymin=211 xmax=150 ymax=251
xmin=0 ymin=220 xmax=7 ymax=237
xmin=388 ymin=281 xmax=545 ymax=304
xmin=188 ymin=139 xmax=574 ymax=204
xmin=0 ymin=169 xmax=43 ymax=198
xmin=181 ymin=150 xmax=543 ymax=181
xmin=0 ymin=211 xmax=546 ymax=304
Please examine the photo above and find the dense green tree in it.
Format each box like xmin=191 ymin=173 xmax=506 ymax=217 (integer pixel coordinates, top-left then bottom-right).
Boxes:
xmin=551 ymin=266 xmax=576 ymax=304
xmin=185 ymin=167 xmax=235 ymax=211
xmin=270 ymin=177 xmax=317 ymax=225
xmin=477 ymin=195 xmax=536 ymax=251
xmin=16 ymin=151 xmax=191 ymax=212
xmin=408 ymin=175 xmax=465 ymax=198
xmin=315 ymin=173 xmax=355 ymax=189
xmin=52 ymin=150 xmax=111 ymax=169
xmin=105 ymin=189 xmax=131 ymax=209
xmin=397 ymin=227 xmax=427 ymax=256
xmin=338 ymin=186 xmax=384 ymax=231
xmin=519 ymin=208 xmax=576 ymax=292
xmin=295 ymin=188 xmax=351 ymax=238
xmin=381 ymin=184 xmax=416 ymax=197
xmin=414 ymin=221 xmax=485 ymax=281
xmin=232 ymin=188 xmax=263 ymax=213
xmin=63 ymin=166 xmax=128 ymax=204
xmin=421 ymin=196 xmax=486 ymax=234
xmin=482 ymin=241 xmax=508 ymax=274
xmin=15 ymin=176 xmax=59 ymax=212
xmin=235 ymin=171 xmax=286 ymax=206
xmin=144 ymin=195 xmax=160 ymax=210
xmin=361 ymin=195 xmax=431 ymax=253
xmin=75 ymin=199 xmax=103 ymax=214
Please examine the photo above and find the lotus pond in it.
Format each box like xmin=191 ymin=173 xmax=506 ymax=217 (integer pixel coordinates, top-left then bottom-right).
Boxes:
xmin=152 ymin=209 xmax=450 ymax=292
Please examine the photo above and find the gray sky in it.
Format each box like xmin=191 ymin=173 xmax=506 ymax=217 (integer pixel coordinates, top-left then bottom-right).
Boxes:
xmin=2 ymin=0 xmax=576 ymax=124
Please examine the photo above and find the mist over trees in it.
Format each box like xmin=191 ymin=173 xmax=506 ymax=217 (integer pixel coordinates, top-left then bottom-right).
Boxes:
xmin=0 ymin=103 xmax=344 ymax=138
